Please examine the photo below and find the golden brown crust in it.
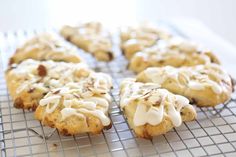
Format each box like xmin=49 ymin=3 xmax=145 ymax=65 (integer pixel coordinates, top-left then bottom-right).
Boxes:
xmin=124 ymin=103 xmax=196 ymax=139
xmin=5 ymin=71 xmax=47 ymax=110
xmin=35 ymin=104 xmax=105 ymax=135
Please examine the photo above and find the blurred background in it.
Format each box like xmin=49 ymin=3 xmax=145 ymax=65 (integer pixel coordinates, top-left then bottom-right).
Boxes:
xmin=0 ymin=0 xmax=235 ymax=45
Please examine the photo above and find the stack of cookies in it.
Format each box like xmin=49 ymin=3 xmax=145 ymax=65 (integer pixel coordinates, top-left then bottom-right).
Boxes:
xmin=119 ymin=23 xmax=234 ymax=138
xmin=5 ymin=22 xmax=234 ymax=139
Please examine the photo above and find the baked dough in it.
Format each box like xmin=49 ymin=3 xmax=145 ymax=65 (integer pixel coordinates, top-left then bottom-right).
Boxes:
xmin=60 ymin=22 xmax=113 ymax=61
xmin=137 ymin=64 xmax=233 ymax=107
xmin=5 ymin=59 xmax=94 ymax=110
xmin=35 ymin=76 xmax=112 ymax=135
xmin=120 ymin=78 xmax=196 ymax=139
xmin=120 ymin=23 xmax=171 ymax=59
xmin=129 ymin=37 xmax=220 ymax=73
xmin=9 ymin=33 xmax=82 ymax=65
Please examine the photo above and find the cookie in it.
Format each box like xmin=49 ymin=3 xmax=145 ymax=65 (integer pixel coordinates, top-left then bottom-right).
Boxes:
xmin=137 ymin=64 xmax=233 ymax=107
xmin=120 ymin=23 xmax=171 ymax=60
xmin=5 ymin=59 xmax=92 ymax=110
xmin=9 ymin=33 xmax=82 ymax=65
xmin=35 ymin=74 xmax=112 ymax=135
xmin=60 ymin=22 xmax=113 ymax=61
xmin=120 ymin=78 xmax=196 ymax=139
xmin=129 ymin=37 xmax=220 ymax=73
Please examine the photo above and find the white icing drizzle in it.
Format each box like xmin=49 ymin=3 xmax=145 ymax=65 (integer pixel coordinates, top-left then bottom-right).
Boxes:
xmin=46 ymin=99 xmax=60 ymax=114
xmin=124 ymin=39 xmax=139 ymax=45
xmin=167 ymin=103 xmax=182 ymax=127
xmin=188 ymin=81 xmax=205 ymax=90
xmin=39 ymin=95 xmax=61 ymax=106
xmin=12 ymin=34 xmax=83 ymax=68
xmin=144 ymin=66 xmax=179 ymax=85
xmin=90 ymin=72 xmax=112 ymax=94
xmin=130 ymin=37 xmax=217 ymax=72
xmin=166 ymin=95 xmax=182 ymax=127
xmin=120 ymin=78 xmax=160 ymax=108
xmin=39 ymin=76 xmax=112 ymax=126
xmin=133 ymin=104 xmax=149 ymax=126
xmin=84 ymin=97 xmax=109 ymax=109
xmin=134 ymin=104 xmax=164 ymax=126
xmin=12 ymin=59 xmax=114 ymax=127
xmin=143 ymin=64 xmax=230 ymax=95
xmin=209 ymin=81 xmax=222 ymax=94
xmin=146 ymin=106 xmax=164 ymax=125
xmin=61 ymin=108 xmax=85 ymax=120
xmin=10 ymin=59 xmax=90 ymax=95
xmin=78 ymin=108 xmax=110 ymax=126
xmin=120 ymin=79 xmax=193 ymax=127
xmin=39 ymin=95 xmax=61 ymax=113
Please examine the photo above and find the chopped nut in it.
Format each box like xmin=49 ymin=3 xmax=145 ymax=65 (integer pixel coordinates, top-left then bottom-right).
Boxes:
xmin=154 ymin=100 xmax=161 ymax=106
xmin=52 ymin=89 xmax=60 ymax=94
xmin=104 ymin=122 xmax=112 ymax=130
xmin=27 ymin=87 xmax=35 ymax=93
xmin=108 ymin=51 xmax=113 ymax=60
xmin=9 ymin=57 xmax=15 ymax=65
xmin=73 ymin=93 xmax=80 ymax=99
xmin=37 ymin=64 xmax=47 ymax=77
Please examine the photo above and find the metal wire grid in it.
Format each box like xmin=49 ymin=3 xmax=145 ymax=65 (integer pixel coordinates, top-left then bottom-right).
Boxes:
xmin=0 ymin=24 xmax=236 ymax=157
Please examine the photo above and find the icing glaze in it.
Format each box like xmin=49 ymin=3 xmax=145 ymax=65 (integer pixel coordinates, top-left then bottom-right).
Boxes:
xmin=120 ymin=79 xmax=193 ymax=127
xmin=14 ymin=34 xmax=81 ymax=62
xmin=60 ymin=108 xmax=85 ymax=120
xmin=188 ymin=81 xmax=205 ymax=90
xmin=143 ymin=64 xmax=229 ymax=95
xmin=129 ymin=37 xmax=216 ymax=72
xmin=11 ymin=59 xmax=112 ymax=126
xmin=39 ymin=76 xmax=112 ymax=126
xmin=10 ymin=59 xmax=89 ymax=92
xmin=78 ymin=108 xmax=110 ymax=126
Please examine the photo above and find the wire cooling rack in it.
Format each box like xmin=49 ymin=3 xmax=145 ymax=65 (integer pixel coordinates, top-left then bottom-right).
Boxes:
xmin=1 ymin=24 xmax=236 ymax=157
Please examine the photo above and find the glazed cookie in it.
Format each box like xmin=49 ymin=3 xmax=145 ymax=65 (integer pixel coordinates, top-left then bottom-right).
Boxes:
xmin=60 ymin=22 xmax=113 ymax=61
xmin=120 ymin=23 xmax=171 ymax=60
xmin=129 ymin=37 xmax=220 ymax=73
xmin=5 ymin=59 xmax=95 ymax=110
xmin=9 ymin=33 xmax=82 ymax=65
xmin=137 ymin=64 xmax=233 ymax=107
xmin=120 ymin=78 xmax=196 ymax=139
xmin=35 ymin=76 xmax=112 ymax=135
